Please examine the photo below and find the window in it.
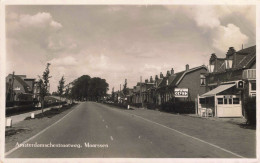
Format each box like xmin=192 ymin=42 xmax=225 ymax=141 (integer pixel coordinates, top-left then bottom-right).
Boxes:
xmin=233 ymin=98 xmax=239 ymax=104
xmin=228 ymin=98 xmax=232 ymax=104
xmin=251 ymin=83 xmax=256 ymax=91
xmin=224 ymin=98 xmax=228 ymax=104
xmin=200 ymin=74 xmax=206 ymax=86
xmin=209 ymin=65 xmax=214 ymax=73
xmin=199 ymin=98 xmax=206 ymax=104
xmin=218 ymin=98 xmax=223 ymax=104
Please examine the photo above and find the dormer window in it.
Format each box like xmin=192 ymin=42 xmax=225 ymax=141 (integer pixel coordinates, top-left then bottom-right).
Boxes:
xmin=209 ymin=64 xmax=215 ymax=73
xmin=225 ymin=59 xmax=233 ymax=69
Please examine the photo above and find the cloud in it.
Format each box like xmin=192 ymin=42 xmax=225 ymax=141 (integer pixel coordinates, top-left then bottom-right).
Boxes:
xmin=7 ymin=12 xmax=63 ymax=52
xmin=18 ymin=12 xmax=62 ymax=30
xmin=212 ymin=24 xmax=248 ymax=52
xmin=50 ymin=56 xmax=78 ymax=67
xmin=193 ymin=6 xmax=220 ymax=29
xmin=188 ymin=6 xmax=252 ymax=53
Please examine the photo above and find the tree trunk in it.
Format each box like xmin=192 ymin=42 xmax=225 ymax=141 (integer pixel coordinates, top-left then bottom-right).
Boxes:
xmin=60 ymin=96 xmax=61 ymax=109
xmin=41 ymin=98 xmax=44 ymax=115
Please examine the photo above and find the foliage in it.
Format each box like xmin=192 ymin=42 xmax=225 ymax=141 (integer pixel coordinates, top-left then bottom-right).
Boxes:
xmin=38 ymin=63 xmax=51 ymax=113
xmin=57 ymin=76 xmax=65 ymax=96
xmin=70 ymin=75 xmax=109 ymax=101
xmin=123 ymin=79 xmax=128 ymax=96
xmin=159 ymin=99 xmax=195 ymax=114
xmin=111 ymin=87 xmax=115 ymax=101
xmin=244 ymin=97 xmax=256 ymax=125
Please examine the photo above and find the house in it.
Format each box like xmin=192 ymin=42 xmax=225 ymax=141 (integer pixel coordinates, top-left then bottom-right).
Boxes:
xmin=198 ymin=45 xmax=256 ymax=117
xmin=130 ymin=64 xmax=208 ymax=110
xmin=6 ymin=74 xmax=36 ymax=101
xmin=131 ymin=77 xmax=155 ymax=105
xmin=155 ymin=65 xmax=208 ymax=105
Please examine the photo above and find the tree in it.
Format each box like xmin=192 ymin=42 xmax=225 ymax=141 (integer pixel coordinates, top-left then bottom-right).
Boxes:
xmin=123 ymin=79 xmax=128 ymax=96
xmin=57 ymin=75 xmax=65 ymax=108
xmin=70 ymin=75 xmax=109 ymax=102
xmin=38 ymin=63 xmax=51 ymax=114
xmin=111 ymin=87 xmax=115 ymax=102
xmin=71 ymin=75 xmax=91 ymax=101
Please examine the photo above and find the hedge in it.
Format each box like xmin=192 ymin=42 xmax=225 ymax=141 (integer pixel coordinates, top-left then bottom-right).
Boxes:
xmin=244 ymin=97 xmax=256 ymax=125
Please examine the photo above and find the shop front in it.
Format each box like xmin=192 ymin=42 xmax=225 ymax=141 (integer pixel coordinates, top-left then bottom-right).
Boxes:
xmin=197 ymin=83 xmax=242 ymax=117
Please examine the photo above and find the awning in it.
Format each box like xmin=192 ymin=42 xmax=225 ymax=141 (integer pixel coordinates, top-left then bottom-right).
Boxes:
xmin=201 ymin=83 xmax=236 ymax=97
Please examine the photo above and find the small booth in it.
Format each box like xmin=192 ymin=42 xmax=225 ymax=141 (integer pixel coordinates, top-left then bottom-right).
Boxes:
xmin=198 ymin=83 xmax=242 ymax=117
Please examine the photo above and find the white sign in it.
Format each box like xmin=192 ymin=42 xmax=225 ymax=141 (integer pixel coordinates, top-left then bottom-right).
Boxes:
xmin=6 ymin=118 xmax=12 ymax=127
xmin=174 ymin=88 xmax=188 ymax=98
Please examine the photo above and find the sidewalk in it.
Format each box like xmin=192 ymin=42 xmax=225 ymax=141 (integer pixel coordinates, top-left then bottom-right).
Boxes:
xmin=128 ymin=105 xmax=247 ymax=125
xmin=5 ymin=107 xmax=55 ymax=125
xmin=184 ymin=114 xmax=247 ymax=125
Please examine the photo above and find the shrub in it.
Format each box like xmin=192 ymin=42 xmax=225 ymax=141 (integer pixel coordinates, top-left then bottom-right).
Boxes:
xmin=244 ymin=97 xmax=256 ymax=125
xmin=160 ymin=100 xmax=195 ymax=114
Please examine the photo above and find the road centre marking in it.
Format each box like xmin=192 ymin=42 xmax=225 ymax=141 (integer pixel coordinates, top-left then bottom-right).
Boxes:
xmin=106 ymin=125 xmax=108 ymax=129
xmin=5 ymin=103 xmax=81 ymax=157
xmin=110 ymin=136 xmax=114 ymax=141
xmin=101 ymin=103 xmax=244 ymax=158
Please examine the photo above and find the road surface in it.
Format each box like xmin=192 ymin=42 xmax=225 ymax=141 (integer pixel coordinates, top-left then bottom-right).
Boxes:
xmin=6 ymin=102 xmax=255 ymax=158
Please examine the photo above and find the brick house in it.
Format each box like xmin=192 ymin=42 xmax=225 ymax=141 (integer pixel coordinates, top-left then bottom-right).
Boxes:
xmin=155 ymin=65 xmax=208 ymax=105
xmin=130 ymin=64 xmax=208 ymax=109
xmin=6 ymin=74 xmax=36 ymax=101
xmin=198 ymin=45 xmax=256 ymax=117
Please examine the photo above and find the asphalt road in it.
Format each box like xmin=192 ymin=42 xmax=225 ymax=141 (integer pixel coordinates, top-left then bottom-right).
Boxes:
xmin=6 ymin=102 xmax=253 ymax=158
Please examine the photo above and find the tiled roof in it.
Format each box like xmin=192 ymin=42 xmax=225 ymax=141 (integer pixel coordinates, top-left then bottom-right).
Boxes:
xmin=236 ymin=45 xmax=256 ymax=69
xmin=155 ymin=65 xmax=207 ymax=89
xmin=14 ymin=75 xmax=30 ymax=92
xmin=170 ymin=65 xmax=207 ymax=86
xmin=213 ymin=45 xmax=256 ymax=73
xmin=215 ymin=58 xmax=225 ymax=72
xmin=156 ymin=78 xmax=163 ymax=87
xmin=169 ymin=72 xmax=184 ymax=86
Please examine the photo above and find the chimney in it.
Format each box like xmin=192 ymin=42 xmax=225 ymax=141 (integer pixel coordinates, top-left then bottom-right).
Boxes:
xmin=160 ymin=72 xmax=164 ymax=78
xmin=155 ymin=75 xmax=159 ymax=80
xmin=150 ymin=76 xmax=153 ymax=83
xmin=145 ymin=79 xmax=148 ymax=83
xmin=166 ymin=71 xmax=170 ymax=77
xmin=186 ymin=64 xmax=189 ymax=71
xmin=171 ymin=68 xmax=174 ymax=75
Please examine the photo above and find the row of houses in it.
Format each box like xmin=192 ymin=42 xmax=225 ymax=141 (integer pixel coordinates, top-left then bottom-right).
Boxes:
xmin=117 ymin=45 xmax=256 ymax=118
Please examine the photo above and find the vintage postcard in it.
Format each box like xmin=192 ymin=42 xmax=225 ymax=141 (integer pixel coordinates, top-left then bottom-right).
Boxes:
xmin=1 ymin=0 xmax=259 ymax=163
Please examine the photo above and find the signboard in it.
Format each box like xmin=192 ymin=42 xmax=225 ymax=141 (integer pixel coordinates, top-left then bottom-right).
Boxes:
xmin=174 ymin=88 xmax=188 ymax=98
xmin=224 ymin=95 xmax=232 ymax=99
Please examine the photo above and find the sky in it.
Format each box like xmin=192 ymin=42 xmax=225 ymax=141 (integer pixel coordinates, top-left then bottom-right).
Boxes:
xmin=5 ymin=5 xmax=256 ymax=93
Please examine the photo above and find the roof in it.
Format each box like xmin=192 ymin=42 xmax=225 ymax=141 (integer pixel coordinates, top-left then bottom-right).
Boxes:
xmin=201 ymin=83 xmax=236 ymax=97
xmin=236 ymin=45 xmax=256 ymax=69
xmin=155 ymin=65 xmax=207 ymax=89
xmin=14 ymin=75 xmax=30 ymax=92
xmin=212 ymin=45 xmax=256 ymax=73
xmin=156 ymin=78 xmax=163 ymax=87
xmin=171 ymin=65 xmax=207 ymax=86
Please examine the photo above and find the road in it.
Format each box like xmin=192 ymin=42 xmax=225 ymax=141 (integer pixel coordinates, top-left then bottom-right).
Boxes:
xmin=6 ymin=102 xmax=255 ymax=158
